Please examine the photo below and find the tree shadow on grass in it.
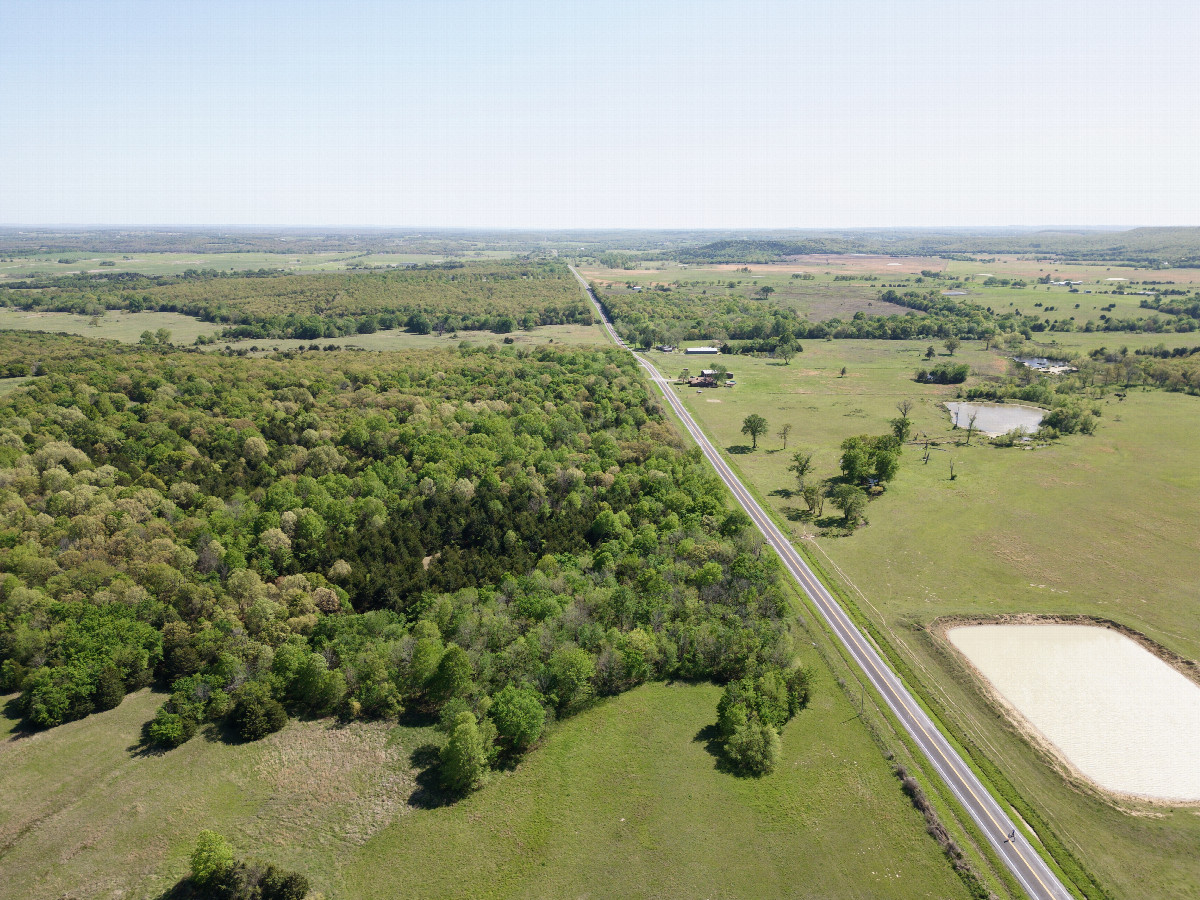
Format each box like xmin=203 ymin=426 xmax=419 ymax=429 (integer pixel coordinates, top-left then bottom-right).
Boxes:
xmin=769 ymin=488 xmax=795 ymax=499
xmin=780 ymin=505 xmax=810 ymax=522
xmin=692 ymin=723 xmax=737 ymax=775
xmin=407 ymin=742 xmax=455 ymax=810
xmin=726 ymin=444 xmax=754 ymax=455
xmin=2 ymin=696 xmax=37 ymax=743
xmin=152 ymin=879 xmax=200 ymax=900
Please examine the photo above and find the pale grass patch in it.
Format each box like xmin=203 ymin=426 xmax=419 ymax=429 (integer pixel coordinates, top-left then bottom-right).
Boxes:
xmin=251 ymin=719 xmax=413 ymax=848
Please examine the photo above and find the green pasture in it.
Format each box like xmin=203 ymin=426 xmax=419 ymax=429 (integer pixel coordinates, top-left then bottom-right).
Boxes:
xmin=581 ymin=264 xmax=923 ymax=322
xmin=0 ymin=673 xmax=974 ymax=900
xmin=0 ymin=308 xmax=222 ymax=344
xmin=643 ymin=339 xmax=1200 ymax=898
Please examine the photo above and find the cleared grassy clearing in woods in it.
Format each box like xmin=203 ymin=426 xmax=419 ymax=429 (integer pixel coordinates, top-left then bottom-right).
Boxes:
xmin=0 ymin=308 xmax=223 ymax=345
xmin=646 ymin=338 xmax=1200 ymax=898
xmin=0 ymin=679 xmax=972 ymax=900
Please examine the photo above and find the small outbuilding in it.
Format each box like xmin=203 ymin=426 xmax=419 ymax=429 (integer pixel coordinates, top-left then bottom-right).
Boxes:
xmin=685 ymin=346 xmax=721 ymax=355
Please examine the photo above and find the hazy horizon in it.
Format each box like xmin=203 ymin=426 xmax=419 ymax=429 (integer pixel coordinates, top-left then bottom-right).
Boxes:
xmin=3 ymin=0 xmax=1198 ymax=229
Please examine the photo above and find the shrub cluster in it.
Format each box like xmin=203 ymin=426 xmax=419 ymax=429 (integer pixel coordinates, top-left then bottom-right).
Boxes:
xmin=714 ymin=666 xmax=812 ymax=776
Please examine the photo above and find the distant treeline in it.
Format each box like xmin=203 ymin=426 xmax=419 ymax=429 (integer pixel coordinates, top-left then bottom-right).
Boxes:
xmin=668 ymin=227 xmax=1200 ymax=267
xmin=7 ymin=226 xmax=1200 ymax=266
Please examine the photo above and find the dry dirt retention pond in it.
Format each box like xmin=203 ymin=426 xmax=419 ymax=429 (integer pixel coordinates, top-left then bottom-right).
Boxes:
xmin=947 ymin=624 xmax=1200 ymax=802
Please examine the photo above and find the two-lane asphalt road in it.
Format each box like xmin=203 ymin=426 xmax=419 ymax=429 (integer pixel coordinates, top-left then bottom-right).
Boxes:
xmin=570 ymin=266 xmax=1075 ymax=900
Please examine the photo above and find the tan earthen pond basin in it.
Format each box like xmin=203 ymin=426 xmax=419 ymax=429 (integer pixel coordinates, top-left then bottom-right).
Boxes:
xmin=947 ymin=623 xmax=1200 ymax=801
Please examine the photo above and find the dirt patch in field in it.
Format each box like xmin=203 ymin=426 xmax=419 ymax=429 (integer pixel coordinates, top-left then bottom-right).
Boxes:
xmin=252 ymin=719 xmax=413 ymax=847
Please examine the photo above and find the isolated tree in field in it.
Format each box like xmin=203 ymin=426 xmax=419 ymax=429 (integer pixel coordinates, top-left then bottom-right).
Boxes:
xmin=777 ymin=423 xmax=792 ymax=449
xmin=964 ymin=411 xmax=979 ymax=446
xmin=775 ymin=336 xmax=797 ymax=364
xmin=139 ymin=330 xmax=156 ymax=346
xmin=441 ymin=711 xmax=488 ymax=794
xmin=829 ymin=483 xmax=868 ymax=528
xmin=757 ymin=285 xmax=776 ymax=300
xmin=155 ymin=328 xmax=172 ymax=345
xmin=839 ymin=366 xmax=848 ymax=377
xmin=741 ymin=414 xmax=768 ymax=450
xmin=925 ymin=345 xmax=936 ymax=360
xmin=191 ymin=830 xmax=234 ymax=885
xmin=944 ymin=336 xmax=961 ymax=356
xmin=802 ymin=482 xmax=825 ymax=517
xmin=890 ymin=399 xmax=913 ymax=442
xmin=788 ymin=450 xmax=813 ymax=490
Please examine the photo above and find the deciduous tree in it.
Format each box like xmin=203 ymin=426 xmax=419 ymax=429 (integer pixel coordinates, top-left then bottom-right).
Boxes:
xmin=741 ymin=414 xmax=768 ymax=450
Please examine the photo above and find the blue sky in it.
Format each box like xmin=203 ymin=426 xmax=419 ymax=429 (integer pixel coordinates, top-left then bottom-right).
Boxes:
xmin=1 ymin=0 xmax=1197 ymax=227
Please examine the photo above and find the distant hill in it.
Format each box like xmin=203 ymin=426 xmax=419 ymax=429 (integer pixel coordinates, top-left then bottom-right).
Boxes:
xmin=676 ymin=227 xmax=1200 ymax=266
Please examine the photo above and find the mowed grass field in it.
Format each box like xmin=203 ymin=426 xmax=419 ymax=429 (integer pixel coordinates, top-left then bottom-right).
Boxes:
xmin=0 ymin=672 xmax=975 ymax=900
xmin=642 ymin=339 xmax=1200 ymax=898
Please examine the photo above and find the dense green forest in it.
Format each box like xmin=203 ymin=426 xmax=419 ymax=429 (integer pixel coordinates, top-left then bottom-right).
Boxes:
xmin=0 ymin=262 xmax=594 ymax=339
xmin=0 ymin=334 xmax=804 ymax=786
